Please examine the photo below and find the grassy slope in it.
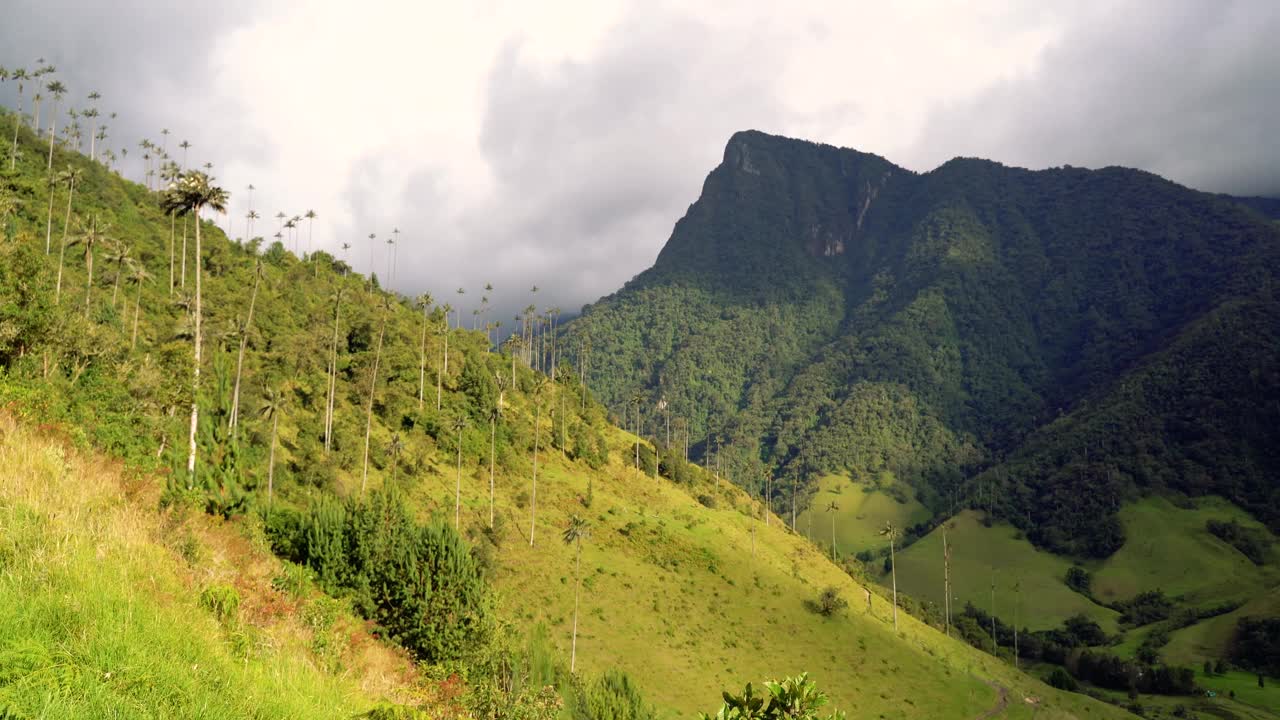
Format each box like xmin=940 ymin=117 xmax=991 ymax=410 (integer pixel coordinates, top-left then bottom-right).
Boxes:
xmin=1091 ymin=496 xmax=1280 ymax=606
xmin=0 ymin=415 xmax=422 ymax=719
xmin=891 ymin=511 xmax=1119 ymax=633
xmin=794 ymin=474 xmax=932 ymax=559
xmin=397 ymin=403 xmax=1132 ymax=719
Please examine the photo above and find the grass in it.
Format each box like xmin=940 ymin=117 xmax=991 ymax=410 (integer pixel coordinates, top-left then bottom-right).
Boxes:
xmin=1090 ymin=496 xmax=1280 ymax=607
xmin=0 ymin=415 xmax=421 ymax=719
xmin=891 ymin=510 xmax=1120 ymax=633
xmin=794 ymin=474 xmax=932 ymax=560
xmin=397 ymin=416 xmax=1134 ymax=719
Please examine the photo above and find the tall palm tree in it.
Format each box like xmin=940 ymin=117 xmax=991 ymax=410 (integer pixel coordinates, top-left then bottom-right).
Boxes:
xmin=127 ymin=263 xmax=152 ymax=349
xmin=880 ymin=521 xmax=900 ymax=631
xmin=436 ymin=313 xmax=449 ymax=410
xmin=160 ymin=127 xmax=169 ymax=155
xmin=43 ymin=170 xmax=58 ymax=255
xmin=387 ymin=433 xmax=404 ymax=484
xmin=161 ymin=171 xmax=230 ymax=480
xmin=453 ymin=415 xmax=468 ymax=530
xmin=258 ymin=384 xmax=283 ymax=508
xmin=51 ymin=164 xmax=82 ymax=260
xmin=629 ymin=392 xmax=644 ymax=470
xmin=323 ymin=288 xmax=344 ymax=454
xmin=415 ymin=293 xmax=433 ymax=410
xmin=826 ymin=501 xmax=840 ymax=561
xmin=8 ymin=67 xmax=27 ymax=170
xmin=104 ymin=241 xmax=133 ymax=308
xmin=229 ymin=260 xmax=264 ymax=435
xmin=305 ymin=209 xmax=317 ymax=254
xmin=283 ymin=218 xmax=297 ymax=254
xmin=490 ymin=372 xmax=507 ymax=527
xmin=942 ymin=522 xmax=952 ymax=638
xmin=44 ymin=80 xmax=66 ymax=170
xmin=179 ymin=140 xmax=191 ymax=169
xmin=68 ymin=217 xmax=110 ymax=318
xmin=360 ymin=299 xmax=390 ymax=495
xmin=529 ymin=376 xmax=549 ymax=546
xmin=245 ymin=209 xmax=260 ymax=243
xmin=563 ymin=514 xmax=591 ymax=673
xmin=454 ymin=287 xmax=465 ymax=330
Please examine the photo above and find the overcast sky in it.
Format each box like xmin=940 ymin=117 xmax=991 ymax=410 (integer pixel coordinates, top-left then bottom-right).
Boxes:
xmin=3 ymin=1 xmax=1277 ymax=321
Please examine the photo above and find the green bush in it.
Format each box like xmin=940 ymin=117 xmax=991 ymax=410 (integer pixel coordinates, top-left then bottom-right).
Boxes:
xmin=270 ymin=489 xmax=493 ymax=663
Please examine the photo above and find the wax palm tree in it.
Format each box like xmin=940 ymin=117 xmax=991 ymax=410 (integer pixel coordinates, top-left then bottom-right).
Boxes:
xmin=127 ymin=263 xmax=152 ymax=349
xmin=229 ymin=260 xmax=264 ymax=434
xmin=415 ymin=293 xmax=433 ymax=410
xmin=44 ymin=80 xmax=66 ymax=170
xmin=360 ymin=298 xmax=390 ymax=495
xmin=387 ymin=433 xmax=404 ymax=485
xmin=160 ymin=127 xmax=169 ymax=155
xmin=436 ymin=313 xmax=449 ymax=410
xmin=283 ymin=218 xmax=297 ymax=254
xmin=323 ymin=288 xmax=344 ymax=454
xmin=245 ymin=209 xmax=260 ymax=243
xmin=827 ymin=501 xmax=840 ymax=561
xmin=629 ymin=392 xmax=644 ymax=469
xmin=384 ymin=236 xmax=395 ymax=283
xmin=563 ymin=514 xmax=591 ymax=673
xmin=161 ymin=170 xmax=230 ymax=480
xmin=489 ymin=372 xmax=507 ymax=527
xmin=51 ymin=169 xmax=84 ymax=305
xmin=7 ymin=68 xmax=26 ymax=169
xmin=305 ymin=209 xmax=317 ymax=254
xmin=84 ymin=104 xmax=100 ymax=161
xmin=505 ymin=334 xmax=521 ymax=389
xmin=453 ymin=415 xmax=468 ymax=530
xmin=880 ymin=521 xmax=901 ymax=631
xmin=258 ymin=384 xmax=283 ymax=507
xmin=104 ymin=241 xmax=133 ymax=308
xmin=179 ymin=140 xmax=191 ymax=169
xmin=529 ymin=376 xmax=549 ymax=546
xmin=50 ymin=164 xmax=82 ymax=259
xmin=68 ymin=217 xmax=111 ymax=318
xmin=42 ymin=170 xmax=58 ymax=255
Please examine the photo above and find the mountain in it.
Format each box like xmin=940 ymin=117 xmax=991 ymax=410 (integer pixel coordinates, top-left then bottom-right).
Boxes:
xmin=0 ymin=105 xmax=1141 ymax=718
xmin=564 ymin=129 xmax=1280 ymax=559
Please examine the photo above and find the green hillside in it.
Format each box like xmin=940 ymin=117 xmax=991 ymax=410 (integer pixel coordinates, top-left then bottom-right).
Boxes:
xmin=892 ymin=511 xmax=1119 ymax=634
xmin=0 ymin=103 xmax=1145 ymax=719
xmin=794 ymin=473 xmax=931 ymax=558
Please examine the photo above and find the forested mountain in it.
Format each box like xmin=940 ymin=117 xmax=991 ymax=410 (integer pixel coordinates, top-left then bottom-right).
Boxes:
xmin=564 ymin=130 xmax=1280 ymax=558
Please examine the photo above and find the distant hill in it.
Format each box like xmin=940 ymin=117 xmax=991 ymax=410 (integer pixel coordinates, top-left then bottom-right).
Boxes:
xmin=564 ymin=130 xmax=1280 ymax=559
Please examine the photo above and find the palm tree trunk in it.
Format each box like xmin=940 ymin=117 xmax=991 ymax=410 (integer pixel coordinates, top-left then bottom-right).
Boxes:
xmin=132 ymin=279 xmax=143 ymax=349
xmin=168 ymin=212 xmax=175 ymax=295
xmin=890 ymin=537 xmax=898 ymax=631
xmin=187 ymin=210 xmax=204 ymax=482
xmin=268 ymin=411 xmax=278 ymax=507
xmin=943 ymin=528 xmax=950 ymax=638
xmin=360 ymin=308 xmax=388 ymax=495
xmin=529 ymin=401 xmax=540 ymax=546
xmin=489 ymin=414 xmax=496 ymax=528
xmin=831 ymin=513 xmax=837 ymax=561
xmin=418 ymin=305 xmax=427 ymax=410
xmin=571 ymin=538 xmax=582 ymax=673
xmin=9 ymin=108 xmax=19 ymax=171
xmin=111 ymin=265 xmax=122 ymax=308
xmin=455 ymin=427 xmax=463 ymax=530
xmin=46 ymin=103 xmax=58 ymax=171
xmin=324 ymin=296 xmax=341 ymax=453
xmin=443 ymin=326 xmax=449 ymax=374
xmin=44 ymin=180 xmax=56 ymax=255
xmin=180 ymin=216 xmax=188 ymax=289
xmin=83 ymin=239 xmax=95 ymax=318
xmin=53 ymin=179 xmax=75 ymax=304
xmin=229 ymin=269 xmax=261 ymax=434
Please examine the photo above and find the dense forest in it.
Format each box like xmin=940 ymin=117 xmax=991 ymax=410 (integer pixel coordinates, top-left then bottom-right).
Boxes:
xmin=564 ymin=129 xmax=1280 ymax=559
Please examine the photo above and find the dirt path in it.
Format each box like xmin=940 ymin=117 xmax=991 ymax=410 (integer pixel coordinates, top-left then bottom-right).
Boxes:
xmin=975 ymin=680 xmax=1009 ymax=720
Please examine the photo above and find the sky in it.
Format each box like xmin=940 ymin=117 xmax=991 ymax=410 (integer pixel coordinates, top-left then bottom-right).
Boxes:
xmin=3 ymin=0 xmax=1277 ymax=322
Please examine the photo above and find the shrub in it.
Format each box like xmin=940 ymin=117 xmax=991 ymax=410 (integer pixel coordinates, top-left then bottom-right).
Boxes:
xmin=808 ymin=586 xmax=848 ymax=617
xmin=199 ymin=584 xmax=241 ymax=626
xmin=1047 ymin=667 xmax=1078 ymax=692
xmin=271 ymin=489 xmax=493 ymax=663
